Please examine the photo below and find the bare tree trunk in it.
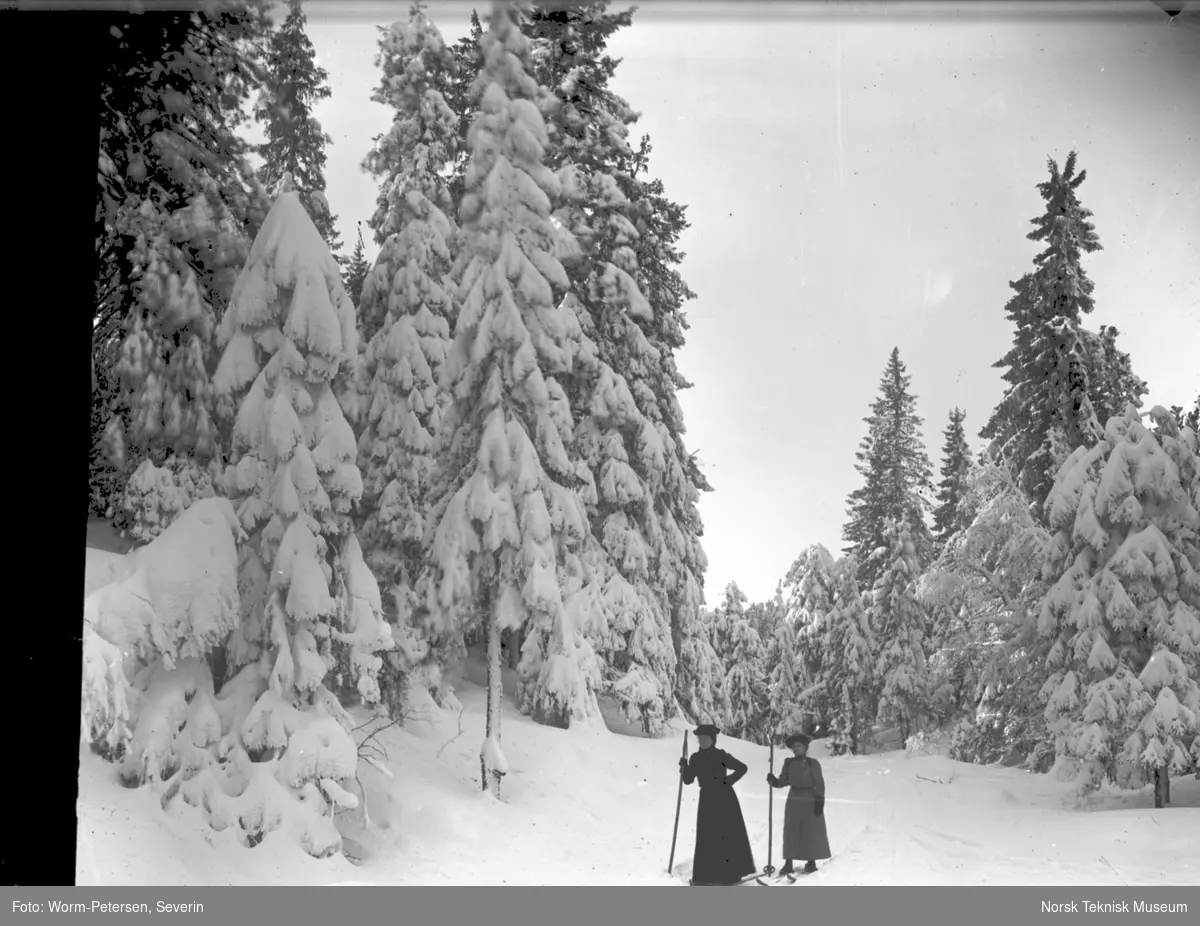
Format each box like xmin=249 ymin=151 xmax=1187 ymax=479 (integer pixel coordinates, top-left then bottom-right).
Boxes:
xmin=1153 ymin=766 xmax=1168 ymax=809
xmin=509 ymin=626 xmax=522 ymax=670
xmin=482 ymin=606 xmax=503 ymax=798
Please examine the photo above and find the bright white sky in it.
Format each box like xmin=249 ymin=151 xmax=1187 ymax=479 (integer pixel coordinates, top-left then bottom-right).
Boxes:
xmin=296 ymin=0 xmax=1199 ymax=606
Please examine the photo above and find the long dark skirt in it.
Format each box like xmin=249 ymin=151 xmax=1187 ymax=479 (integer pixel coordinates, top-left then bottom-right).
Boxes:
xmin=782 ymin=787 xmax=831 ymax=861
xmin=692 ymin=785 xmax=756 ymax=885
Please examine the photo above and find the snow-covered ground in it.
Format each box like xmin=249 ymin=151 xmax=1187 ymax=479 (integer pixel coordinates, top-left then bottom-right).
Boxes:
xmin=77 ymin=548 xmax=1199 ymax=887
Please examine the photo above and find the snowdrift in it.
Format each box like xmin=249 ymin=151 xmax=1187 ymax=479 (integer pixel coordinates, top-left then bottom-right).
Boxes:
xmin=78 ymin=603 xmax=1200 ymax=884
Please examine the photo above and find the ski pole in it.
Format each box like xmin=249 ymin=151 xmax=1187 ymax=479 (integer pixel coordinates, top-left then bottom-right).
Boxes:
xmin=764 ymin=738 xmax=776 ymax=877
xmin=668 ymin=731 xmax=688 ymax=875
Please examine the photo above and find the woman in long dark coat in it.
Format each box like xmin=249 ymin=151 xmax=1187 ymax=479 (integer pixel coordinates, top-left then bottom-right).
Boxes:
xmin=679 ymin=724 xmax=757 ymax=885
xmin=766 ymin=732 xmax=831 ymax=875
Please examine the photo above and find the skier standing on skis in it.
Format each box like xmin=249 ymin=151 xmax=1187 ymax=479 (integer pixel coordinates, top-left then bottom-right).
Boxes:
xmin=680 ymin=724 xmax=757 ymax=885
xmin=766 ymin=732 xmax=831 ymax=875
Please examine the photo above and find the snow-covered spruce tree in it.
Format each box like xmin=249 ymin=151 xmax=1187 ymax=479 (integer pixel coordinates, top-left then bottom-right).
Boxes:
xmin=590 ymin=78 xmax=711 ymax=712
xmin=654 ymin=447 xmax=711 ymax=722
xmin=515 ymin=2 xmax=681 ymax=735
xmin=425 ymin=1 xmax=604 ymax=794
xmin=724 ymin=617 xmax=768 ymax=742
xmin=1086 ymin=324 xmax=1149 ymax=438
xmin=581 ymin=357 xmax=680 ymax=735
xmin=360 ymin=6 xmax=460 ymax=340
xmin=782 ymin=544 xmax=839 ymax=730
xmin=94 ymin=1 xmax=273 ymax=529
xmin=980 ymin=152 xmax=1147 ymax=520
xmin=207 ymin=184 xmax=394 ymax=855
xmin=445 ymin=8 xmax=486 ymax=213
xmin=120 ymin=456 xmax=218 ymax=545
xmin=450 ymin=5 xmax=709 ymax=723
xmin=870 ymin=519 xmax=932 ymax=743
xmin=823 ymin=557 xmax=877 ymax=755
xmin=763 ymin=587 xmax=789 ymax=647
xmin=710 ymin=581 xmax=747 ymax=666
xmin=106 ymin=190 xmax=232 ymax=513
xmin=343 ymin=224 xmax=370 ymax=309
xmin=571 ymin=351 xmax=679 ymax=736
xmin=843 ymin=347 xmax=935 ymax=590
xmin=1163 ymin=394 xmax=1200 ymax=440
xmin=1039 ymin=405 xmax=1200 ymax=804
xmin=918 ymin=457 xmax=1055 ymax=767
xmin=747 ymin=590 xmax=787 ymax=690
xmin=355 ymin=8 xmax=460 ymax=704
xmin=916 ymin=576 xmax=978 ymax=730
xmin=677 ymin=608 xmax=730 ymax=726
xmin=766 ymin=618 xmax=804 ymax=740
xmin=624 ymin=225 xmax=711 ymax=716
xmin=933 ymin=407 xmax=973 ymax=545
xmin=255 ymin=0 xmax=342 ymax=259
xmin=90 ymin=372 xmax=125 ymax=521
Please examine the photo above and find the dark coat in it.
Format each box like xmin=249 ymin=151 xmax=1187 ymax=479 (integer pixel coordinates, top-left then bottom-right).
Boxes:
xmin=769 ymin=755 xmax=831 ymax=861
xmin=682 ymin=746 xmax=757 ymax=885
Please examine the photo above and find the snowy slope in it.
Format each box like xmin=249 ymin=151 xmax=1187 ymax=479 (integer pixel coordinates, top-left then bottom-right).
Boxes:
xmin=78 ymin=546 xmax=1199 ymax=887
xmin=83 ymin=543 xmax=131 ymax=597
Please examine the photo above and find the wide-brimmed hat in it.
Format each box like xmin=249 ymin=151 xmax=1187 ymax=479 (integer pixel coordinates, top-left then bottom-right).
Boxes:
xmin=784 ymin=732 xmax=811 ymax=748
xmin=693 ymin=724 xmax=720 ymax=738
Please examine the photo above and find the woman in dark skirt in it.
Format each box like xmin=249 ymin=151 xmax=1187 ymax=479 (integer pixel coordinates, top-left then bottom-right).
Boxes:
xmin=680 ymin=724 xmax=757 ymax=885
xmin=766 ymin=732 xmax=831 ymax=875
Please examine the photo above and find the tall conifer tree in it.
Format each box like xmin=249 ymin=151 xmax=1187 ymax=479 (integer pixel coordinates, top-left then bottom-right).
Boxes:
xmin=255 ymin=0 xmax=342 ymax=258
xmin=980 ymin=152 xmax=1146 ymax=519
xmin=520 ymin=1 xmax=681 ymax=733
xmin=94 ymin=1 xmax=273 ymax=526
xmin=425 ymin=3 xmax=604 ymax=793
xmin=843 ymin=347 xmax=934 ymax=590
xmin=933 ymin=407 xmax=973 ymax=544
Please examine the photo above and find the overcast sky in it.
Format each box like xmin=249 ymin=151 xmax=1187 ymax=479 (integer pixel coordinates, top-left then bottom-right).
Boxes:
xmin=298 ymin=0 xmax=1199 ymax=606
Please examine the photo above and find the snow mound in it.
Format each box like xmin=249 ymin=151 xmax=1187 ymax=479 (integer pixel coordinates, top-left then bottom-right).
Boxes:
xmin=84 ymin=546 xmax=133 ymax=598
xmin=83 ymin=497 xmax=246 ymax=668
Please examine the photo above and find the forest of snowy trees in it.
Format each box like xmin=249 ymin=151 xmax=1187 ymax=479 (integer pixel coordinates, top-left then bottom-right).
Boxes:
xmin=687 ymin=153 xmax=1200 ymax=810
xmin=85 ymin=0 xmax=1199 ymax=859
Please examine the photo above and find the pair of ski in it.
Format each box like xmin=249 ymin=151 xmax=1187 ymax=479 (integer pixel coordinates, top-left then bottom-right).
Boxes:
xmin=753 ymin=869 xmax=810 ymax=885
xmin=686 ymin=871 xmax=790 ymax=886
xmin=683 ymin=868 xmax=811 ymax=886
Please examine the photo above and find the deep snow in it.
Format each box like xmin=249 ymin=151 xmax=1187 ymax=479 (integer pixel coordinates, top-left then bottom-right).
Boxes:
xmin=77 ymin=547 xmax=1199 ymax=886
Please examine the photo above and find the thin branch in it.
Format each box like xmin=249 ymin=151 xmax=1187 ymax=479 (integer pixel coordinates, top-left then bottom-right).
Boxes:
xmin=356 ymin=717 xmax=399 ymax=763
xmin=964 ymin=562 xmax=1026 ymax=626
xmin=436 ymin=702 xmax=468 ymax=758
